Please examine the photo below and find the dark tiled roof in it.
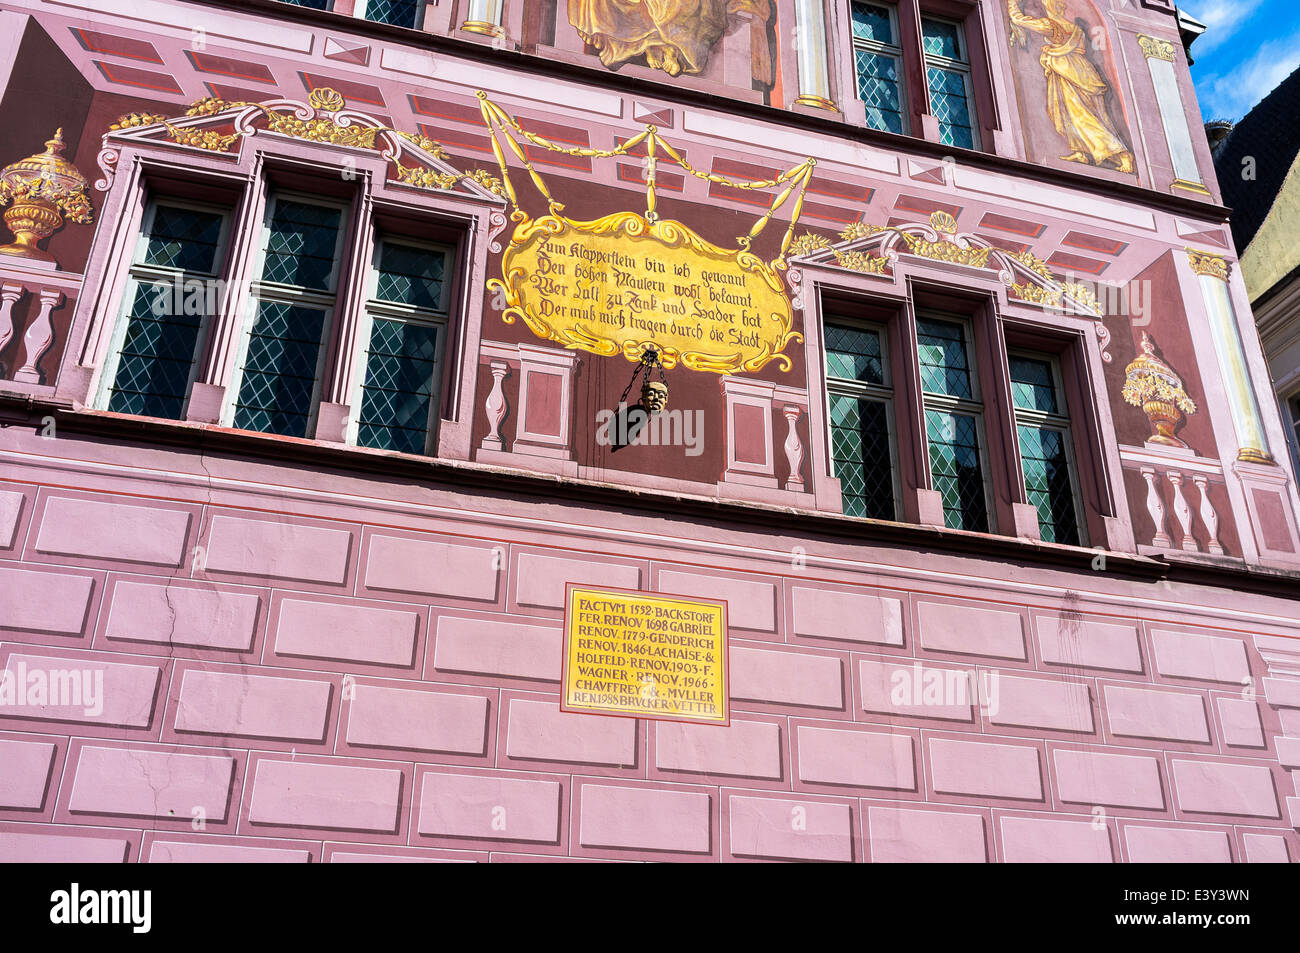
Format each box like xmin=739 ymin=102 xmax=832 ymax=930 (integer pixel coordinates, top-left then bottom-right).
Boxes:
xmin=1213 ymin=65 xmax=1300 ymax=252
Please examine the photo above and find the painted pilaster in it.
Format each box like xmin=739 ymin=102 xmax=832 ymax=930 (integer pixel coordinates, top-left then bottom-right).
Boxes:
xmin=793 ymin=0 xmax=837 ymax=111
xmin=1136 ymin=34 xmax=1208 ymax=195
xmin=1186 ymin=250 xmax=1272 ymax=465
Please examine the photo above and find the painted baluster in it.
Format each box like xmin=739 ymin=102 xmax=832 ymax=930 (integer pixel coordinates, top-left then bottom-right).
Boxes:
xmin=0 ymin=283 xmax=24 ymax=376
xmin=1141 ymin=467 xmax=1172 ymax=548
xmin=1193 ymin=474 xmax=1225 ymax=555
xmin=1167 ymin=471 xmax=1199 ymax=551
xmin=481 ymin=360 xmax=510 ymax=451
xmin=783 ymin=404 xmax=805 ymax=491
xmin=14 ymin=288 xmax=62 ymax=384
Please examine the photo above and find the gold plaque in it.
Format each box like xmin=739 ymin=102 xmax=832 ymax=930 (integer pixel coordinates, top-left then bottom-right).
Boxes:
xmin=562 ymin=584 xmax=728 ymax=725
xmin=491 ymin=210 xmax=801 ymax=374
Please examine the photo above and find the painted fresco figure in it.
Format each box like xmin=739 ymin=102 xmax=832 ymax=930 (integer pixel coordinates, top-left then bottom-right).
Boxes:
xmin=1007 ymin=0 xmax=1135 ymax=173
xmin=568 ymin=0 xmax=770 ymax=77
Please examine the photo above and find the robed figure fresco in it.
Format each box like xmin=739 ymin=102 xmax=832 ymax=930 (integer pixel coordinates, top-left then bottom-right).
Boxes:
xmin=568 ymin=0 xmax=770 ymax=77
xmin=1007 ymin=0 xmax=1135 ymax=173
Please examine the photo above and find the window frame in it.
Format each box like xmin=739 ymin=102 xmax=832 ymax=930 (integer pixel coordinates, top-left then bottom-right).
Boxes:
xmin=1008 ymin=349 xmax=1088 ymax=546
xmin=916 ymin=310 xmax=996 ymax=532
xmin=95 ymin=196 xmax=234 ymax=419
xmin=221 ymin=188 xmax=353 ymax=437
xmin=346 ymin=233 xmax=456 ymax=455
xmin=823 ymin=315 xmax=903 ymax=521
xmin=919 ymin=13 xmax=981 ymax=151
xmin=1281 ymin=389 xmax=1300 ymax=479
xmin=849 ymin=0 xmax=910 ymax=136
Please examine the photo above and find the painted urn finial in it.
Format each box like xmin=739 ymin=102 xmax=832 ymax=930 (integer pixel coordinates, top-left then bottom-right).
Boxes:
xmin=1122 ymin=331 xmax=1198 ymax=448
xmin=0 ymin=128 xmax=94 ymax=266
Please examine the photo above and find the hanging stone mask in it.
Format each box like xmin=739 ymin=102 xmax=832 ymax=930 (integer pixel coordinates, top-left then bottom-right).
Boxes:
xmin=641 ymin=380 xmax=669 ymax=414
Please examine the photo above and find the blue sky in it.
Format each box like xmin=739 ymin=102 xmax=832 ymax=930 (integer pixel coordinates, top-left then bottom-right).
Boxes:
xmin=1185 ymin=0 xmax=1300 ymax=121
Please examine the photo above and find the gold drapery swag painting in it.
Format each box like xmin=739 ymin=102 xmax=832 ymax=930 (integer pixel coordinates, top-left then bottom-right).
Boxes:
xmin=568 ymin=0 xmax=770 ymax=76
xmin=1008 ymin=0 xmax=1134 ymax=173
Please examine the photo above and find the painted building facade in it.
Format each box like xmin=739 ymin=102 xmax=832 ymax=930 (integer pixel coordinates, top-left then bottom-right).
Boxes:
xmin=0 ymin=0 xmax=1297 ymax=862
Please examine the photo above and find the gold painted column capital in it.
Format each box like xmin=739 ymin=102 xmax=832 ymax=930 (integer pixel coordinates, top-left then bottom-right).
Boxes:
xmin=1186 ymin=248 xmax=1230 ymax=281
xmin=1137 ymin=34 xmax=1177 ymax=62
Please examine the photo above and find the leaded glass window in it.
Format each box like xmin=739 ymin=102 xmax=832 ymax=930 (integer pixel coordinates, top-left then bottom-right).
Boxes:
xmin=363 ymin=0 xmax=423 ymax=28
xmin=350 ymin=238 xmax=452 ymax=455
xmin=918 ymin=316 xmax=990 ymax=532
xmin=102 ymin=202 xmax=229 ymax=419
xmin=1010 ymin=354 xmax=1082 ymax=545
xmin=228 ymin=194 xmax=345 ymax=438
xmin=825 ymin=321 xmax=897 ymax=520
xmin=922 ymin=17 xmax=977 ymax=150
xmin=851 ymin=2 xmax=906 ymax=135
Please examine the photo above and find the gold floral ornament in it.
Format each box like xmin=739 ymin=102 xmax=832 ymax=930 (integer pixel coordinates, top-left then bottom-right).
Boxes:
xmin=1122 ymin=331 xmax=1197 ymax=448
xmin=839 ymin=220 xmax=884 ymax=242
xmin=833 ymin=249 xmax=889 ymax=274
xmin=894 ymin=211 xmax=991 ymax=267
xmin=0 ymin=129 xmax=93 ymax=265
xmin=164 ymin=122 xmax=238 ymax=152
xmin=787 ymin=232 xmax=832 ymax=257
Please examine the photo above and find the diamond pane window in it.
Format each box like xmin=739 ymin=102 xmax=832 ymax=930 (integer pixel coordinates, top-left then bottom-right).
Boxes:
xmin=921 ymin=17 xmax=977 ymax=150
xmin=927 ymin=67 xmax=975 ymax=149
xmin=107 ymin=284 xmax=205 ymax=419
xmin=1018 ymin=424 xmax=1080 ymax=545
xmin=831 ymin=393 xmax=895 ymax=520
xmin=278 ymin=0 xmax=331 ymax=8
xmin=921 ymin=18 xmax=962 ymax=58
xmin=825 ymin=323 xmax=884 ymax=384
xmin=262 ymin=199 xmax=342 ymax=292
xmin=851 ymin=2 xmax=894 ymax=43
xmin=143 ymin=206 xmax=224 ymax=273
xmin=232 ymin=301 xmax=327 ymax=437
xmin=365 ymin=0 xmax=421 ymax=27
xmin=356 ymin=318 xmax=439 ymax=454
xmin=851 ymin=2 xmax=905 ymax=135
xmin=375 ymin=241 xmax=446 ymax=310
xmin=1010 ymin=356 xmax=1059 ymax=414
xmin=926 ymin=408 xmax=988 ymax=531
xmin=855 ymin=51 xmax=904 ymax=134
xmin=916 ymin=318 xmax=973 ymax=399
xmin=351 ymin=238 xmax=452 ymax=455
xmin=104 ymin=203 xmax=229 ymax=420
xmin=1010 ymin=351 xmax=1081 ymax=545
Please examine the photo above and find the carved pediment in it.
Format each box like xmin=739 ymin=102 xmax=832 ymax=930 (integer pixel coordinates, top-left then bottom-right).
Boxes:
xmin=787 ymin=210 xmax=1112 ymax=360
xmin=97 ymin=87 xmax=505 ymax=204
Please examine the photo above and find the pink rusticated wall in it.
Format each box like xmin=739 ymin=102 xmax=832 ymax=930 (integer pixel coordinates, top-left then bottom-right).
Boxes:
xmin=1 ymin=423 xmax=1298 ymax=863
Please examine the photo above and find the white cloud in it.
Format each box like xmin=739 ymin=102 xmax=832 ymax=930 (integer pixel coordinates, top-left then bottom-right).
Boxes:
xmin=1196 ymin=27 xmax=1300 ymax=120
xmin=1183 ymin=0 xmax=1264 ymax=55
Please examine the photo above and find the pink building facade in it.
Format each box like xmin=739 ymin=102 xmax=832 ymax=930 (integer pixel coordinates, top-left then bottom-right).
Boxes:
xmin=0 ymin=0 xmax=1297 ymax=862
